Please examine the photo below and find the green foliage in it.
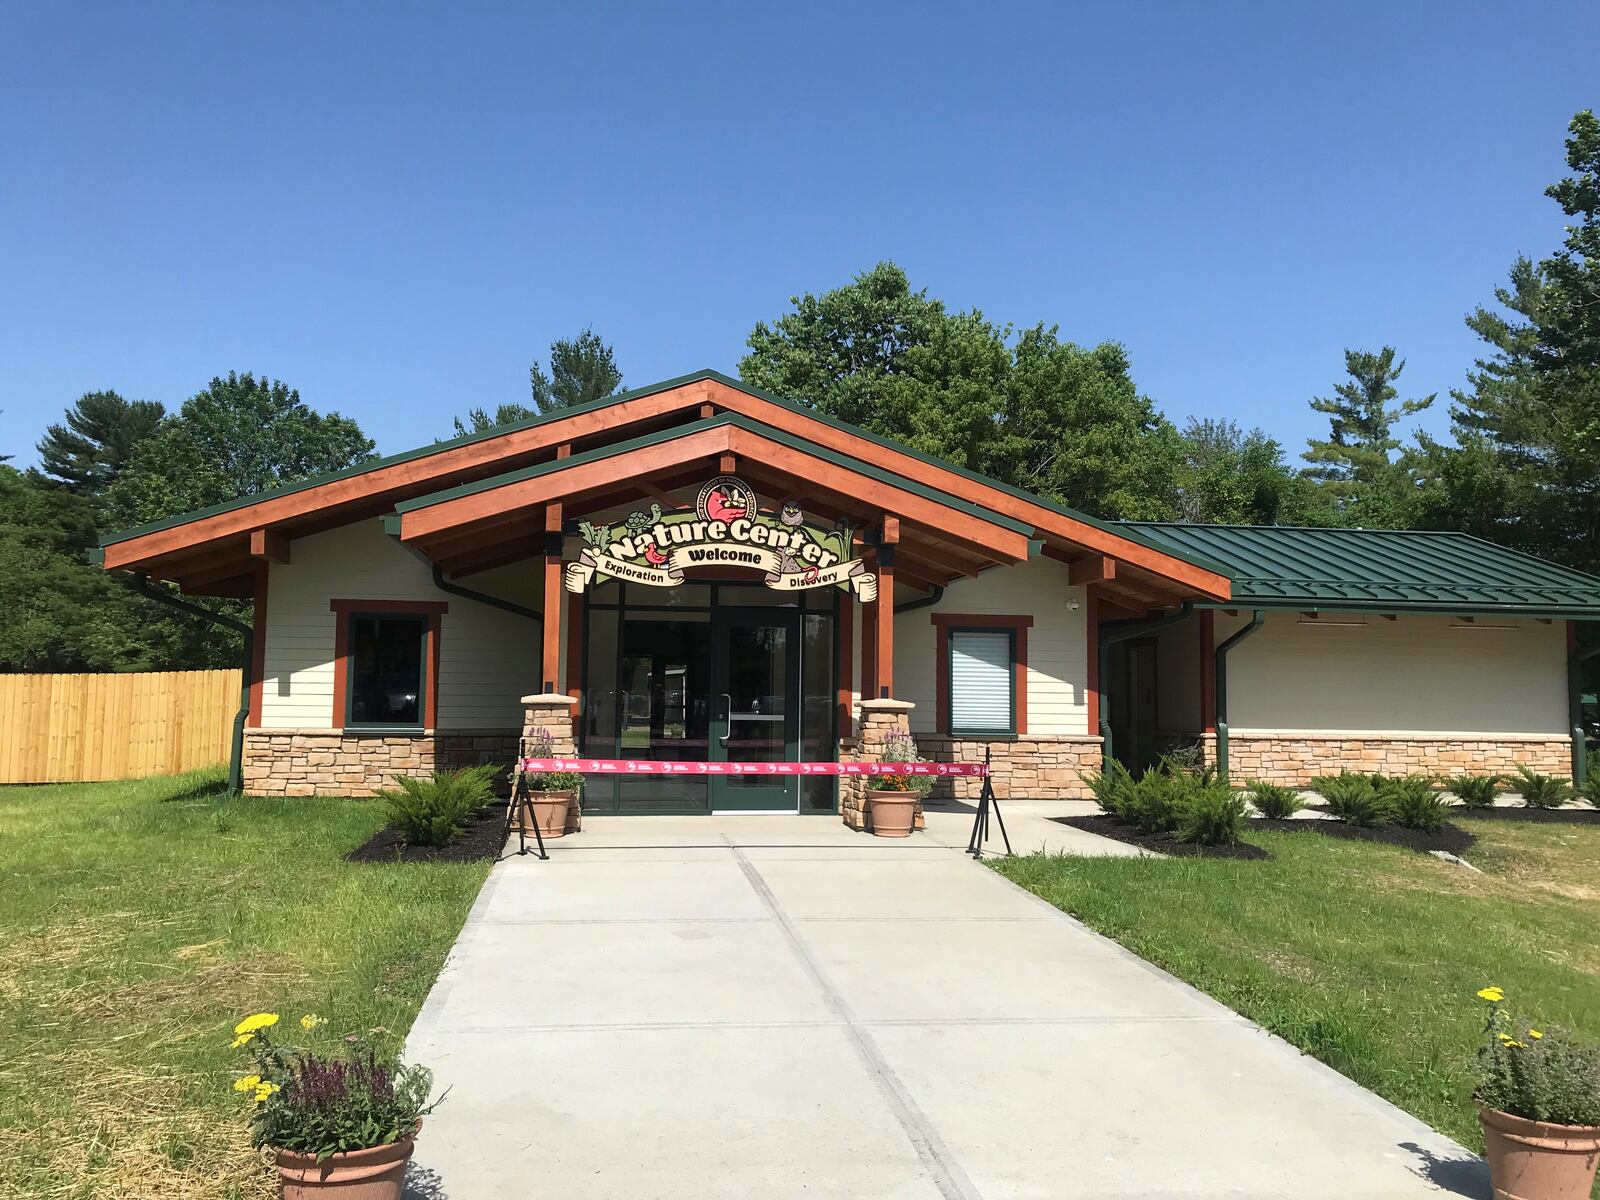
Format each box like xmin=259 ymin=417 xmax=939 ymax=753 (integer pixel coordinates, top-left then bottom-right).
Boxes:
xmin=1512 ymin=765 xmax=1574 ymax=809
xmin=237 ymin=1021 xmax=441 ymax=1157
xmin=1476 ymin=995 xmax=1600 ymax=1126
xmin=873 ymin=727 xmax=935 ymax=796
xmin=741 ymin=262 xmax=1193 ymax=521
xmin=1080 ymin=761 xmax=1136 ymax=821
xmin=1445 ymin=774 xmax=1503 ymax=809
xmin=450 ymin=403 xmax=536 ymax=438
xmin=1174 ymin=418 xmax=1334 ymax=526
xmin=1310 ymin=770 xmax=1392 ymax=826
xmin=35 ymin=390 xmax=166 ymax=495
xmin=1413 ymin=111 xmax=1600 ymax=573
xmin=522 ymin=726 xmax=584 ymax=792
xmin=375 ymin=766 xmax=497 ymax=848
xmin=1247 ymin=781 xmax=1303 ymax=820
xmin=1176 ymin=785 xmax=1249 ymax=846
xmin=107 ymin=372 xmax=376 ymax=529
xmin=529 ymin=328 xmax=623 ymax=413
xmin=1127 ymin=767 xmax=1188 ymax=835
xmin=1381 ymin=775 xmax=1447 ymax=833
xmin=1303 ymin=346 xmax=1433 ymax=528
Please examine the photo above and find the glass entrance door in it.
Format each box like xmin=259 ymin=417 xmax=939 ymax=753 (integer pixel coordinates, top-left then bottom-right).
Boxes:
xmin=709 ymin=607 xmax=800 ymax=811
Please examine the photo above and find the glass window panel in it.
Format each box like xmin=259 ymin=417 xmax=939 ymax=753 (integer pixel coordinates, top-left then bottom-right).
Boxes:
xmin=348 ymin=614 xmax=425 ymax=727
xmin=949 ymin=629 xmax=1014 ymax=734
xmin=800 ymin=612 xmax=836 ymax=811
xmin=715 ymin=583 xmax=801 ymax=608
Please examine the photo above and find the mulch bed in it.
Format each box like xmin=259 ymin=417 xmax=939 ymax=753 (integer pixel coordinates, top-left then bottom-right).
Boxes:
xmin=1053 ymin=813 xmax=1479 ymax=859
xmin=346 ymin=804 xmax=509 ymax=864
xmin=1051 ymin=815 xmax=1271 ymax=859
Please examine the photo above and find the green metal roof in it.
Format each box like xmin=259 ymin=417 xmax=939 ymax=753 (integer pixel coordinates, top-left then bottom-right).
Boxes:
xmin=1122 ymin=522 xmax=1600 ymax=617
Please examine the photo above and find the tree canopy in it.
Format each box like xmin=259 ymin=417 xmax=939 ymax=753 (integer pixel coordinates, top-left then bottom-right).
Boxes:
xmin=529 ymin=329 xmax=623 ymax=413
xmin=36 ymin=390 xmax=166 ymax=495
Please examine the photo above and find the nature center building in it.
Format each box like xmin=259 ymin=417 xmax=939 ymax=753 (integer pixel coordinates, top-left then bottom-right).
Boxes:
xmin=99 ymin=371 xmax=1600 ymax=813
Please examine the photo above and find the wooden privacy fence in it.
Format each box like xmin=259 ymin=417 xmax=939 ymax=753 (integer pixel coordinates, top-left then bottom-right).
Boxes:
xmin=0 ymin=670 xmax=242 ymax=784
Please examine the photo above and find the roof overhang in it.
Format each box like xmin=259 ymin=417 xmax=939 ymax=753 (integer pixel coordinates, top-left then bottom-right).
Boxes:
xmin=99 ymin=369 xmax=1232 ymax=605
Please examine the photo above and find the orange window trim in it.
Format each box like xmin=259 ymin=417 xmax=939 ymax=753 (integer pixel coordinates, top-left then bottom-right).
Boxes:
xmin=931 ymin=614 xmax=1032 ymax=736
xmin=329 ymin=599 xmax=449 ymax=730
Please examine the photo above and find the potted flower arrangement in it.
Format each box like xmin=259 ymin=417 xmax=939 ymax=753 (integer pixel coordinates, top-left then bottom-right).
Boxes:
xmin=520 ymin=725 xmax=583 ymax=838
xmin=867 ymin=727 xmax=933 ymax=838
xmin=1473 ymin=986 xmax=1600 ymax=1200
xmin=231 ymin=1010 xmax=441 ymax=1199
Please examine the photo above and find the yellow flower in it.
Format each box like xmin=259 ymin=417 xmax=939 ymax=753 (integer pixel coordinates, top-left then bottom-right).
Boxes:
xmin=1476 ymin=987 xmax=1505 ymax=1003
xmin=1529 ymin=1029 xmax=1544 ymax=1040
xmin=1496 ymin=1032 xmax=1526 ymax=1048
xmin=229 ymin=1034 xmax=254 ymax=1050
xmin=233 ymin=1013 xmax=280 ymax=1036
xmin=233 ymin=1075 xmax=261 ymax=1093
xmin=253 ymin=1081 xmax=278 ymax=1103
xmin=299 ymin=1013 xmax=326 ymax=1031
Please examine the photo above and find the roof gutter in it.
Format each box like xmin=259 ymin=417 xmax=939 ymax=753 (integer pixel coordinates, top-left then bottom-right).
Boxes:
xmin=123 ymin=573 xmax=253 ymax=795
xmin=894 ymin=585 xmax=944 ymax=614
xmin=1097 ymin=603 xmax=1194 ymax=770
xmin=394 ymin=541 xmax=542 ymax=624
xmin=1214 ymin=610 xmax=1266 ymax=783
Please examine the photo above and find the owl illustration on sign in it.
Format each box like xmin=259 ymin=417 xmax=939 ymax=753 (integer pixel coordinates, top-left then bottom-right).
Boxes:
xmin=778 ymin=499 xmax=804 ymax=527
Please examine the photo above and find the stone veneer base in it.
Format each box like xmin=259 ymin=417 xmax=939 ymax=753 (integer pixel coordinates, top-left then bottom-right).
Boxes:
xmin=1199 ymin=732 xmax=1573 ymax=785
xmin=243 ymin=729 xmax=521 ymax=797
xmin=915 ymin=735 xmax=1105 ymax=801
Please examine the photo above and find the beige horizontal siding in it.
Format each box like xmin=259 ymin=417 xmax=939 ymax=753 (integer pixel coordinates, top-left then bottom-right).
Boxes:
xmin=894 ymin=557 xmax=1088 ymax=736
xmin=1217 ymin=610 xmax=1567 ymax=736
xmin=260 ymin=521 xmax=540 ymax=731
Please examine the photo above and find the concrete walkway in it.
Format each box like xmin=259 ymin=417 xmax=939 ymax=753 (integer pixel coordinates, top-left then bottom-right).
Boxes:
xmin=404 ymin=815 xmax=1486 ymax=1199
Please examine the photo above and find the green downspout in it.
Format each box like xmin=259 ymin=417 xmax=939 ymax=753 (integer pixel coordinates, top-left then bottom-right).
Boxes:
xmin=126 ymin=573 xmax=254 ymax=795
xmin=1098 ymin=602 xmax=1194 ymax=769
xmin=1568 ymin=632 xmax=1600 ymax=783
xmin=1214 ymin=609 xmax=1265 ymax=783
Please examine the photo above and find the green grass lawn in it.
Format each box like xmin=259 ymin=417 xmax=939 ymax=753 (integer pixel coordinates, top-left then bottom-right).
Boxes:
xmin=0 ymin=771 xmax=490 ymax=1200
xmin=993 ymin=815 xmax=1600 ymax=1160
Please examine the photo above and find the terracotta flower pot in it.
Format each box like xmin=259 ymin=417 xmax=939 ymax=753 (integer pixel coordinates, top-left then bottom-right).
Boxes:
xmin=868 ymin=789 xmax=918 ymax=837
xmin=1479 ymin=1104 xmax=1600 ymax=1200
xmin=274 ymin=1128 xmax=416 ymax=1199
xmin=517 ymin=789 xmax=573 ymax=839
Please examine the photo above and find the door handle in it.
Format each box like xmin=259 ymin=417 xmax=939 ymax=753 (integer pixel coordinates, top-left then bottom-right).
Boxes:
xmin=718 ymin=693 xmax=732 ymax=747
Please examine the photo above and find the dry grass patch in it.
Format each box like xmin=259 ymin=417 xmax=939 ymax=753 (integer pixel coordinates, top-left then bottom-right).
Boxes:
xmin=0 ymin=771 xmax=489 ymax=1199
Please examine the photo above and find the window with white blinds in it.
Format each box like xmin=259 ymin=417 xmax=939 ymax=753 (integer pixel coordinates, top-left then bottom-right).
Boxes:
xmin=948 ymin=628 xmax=1015 ymax=734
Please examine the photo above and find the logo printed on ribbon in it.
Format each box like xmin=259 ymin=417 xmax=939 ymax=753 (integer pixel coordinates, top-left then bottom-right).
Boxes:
xmin=519 ymin=757 xmax=988 ymax=777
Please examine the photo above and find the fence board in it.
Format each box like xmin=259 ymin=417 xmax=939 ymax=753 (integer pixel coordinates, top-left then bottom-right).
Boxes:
xmin=0 ymin=670 xmax=241 ymax=784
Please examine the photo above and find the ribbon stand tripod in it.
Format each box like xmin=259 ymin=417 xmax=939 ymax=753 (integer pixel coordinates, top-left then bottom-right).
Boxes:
xmin=501 ymin=747 xmax=549 ymax=861
xmin=965 ymin=746 xmax=1012 ymax=859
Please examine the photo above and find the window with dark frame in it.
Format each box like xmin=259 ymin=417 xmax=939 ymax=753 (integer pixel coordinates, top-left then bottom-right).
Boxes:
xmin=346 ymin=613 xmax=428 ymax=728
xmin=947 ymin=627 xmax=1016 ymax=736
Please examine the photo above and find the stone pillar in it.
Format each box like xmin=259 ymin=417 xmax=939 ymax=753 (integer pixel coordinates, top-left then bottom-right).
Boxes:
xmin=840 ymin=698 xmax=924 ymax=832
xmin=520 ymin=692 xmax=582 ymax=832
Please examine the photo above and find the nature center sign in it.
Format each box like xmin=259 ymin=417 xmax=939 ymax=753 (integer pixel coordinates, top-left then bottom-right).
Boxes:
xmin=564 ymin=476 xmax=878 ymax=600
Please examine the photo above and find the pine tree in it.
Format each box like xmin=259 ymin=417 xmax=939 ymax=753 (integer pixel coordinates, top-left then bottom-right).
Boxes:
xmin=529 ymin=329 xmax=623 ymax=413
xmin=1303 ymin=347 xmax=1432 ymax=526
xmin=36 ymin=391 xmax=166 ymax=495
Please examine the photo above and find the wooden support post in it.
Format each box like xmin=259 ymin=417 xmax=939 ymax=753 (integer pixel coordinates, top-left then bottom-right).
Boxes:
xmin=876 ymin=517 xmax=898 ymax=698
xmin=1199 ymin=610 xmax=1216 ymax=733
xmin=542 ymin=502 xmax=564 ymax=692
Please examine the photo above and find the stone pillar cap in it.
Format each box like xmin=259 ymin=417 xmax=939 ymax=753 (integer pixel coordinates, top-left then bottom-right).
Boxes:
xmin=859 ymin=697 xmax=916 ymax=712
xmin=520 ymin=692 xmax=581 ymax=708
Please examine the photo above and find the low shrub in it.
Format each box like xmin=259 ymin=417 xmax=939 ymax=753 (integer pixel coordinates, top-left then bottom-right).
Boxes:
xmin=1475 ymin=987 xmax=1600 ymax=1127
xmin=1445 ymin=774 xmax=1502 ymax=809
xmin=523 ymin=726 xmax=584 ymax=792
xmin=1512 ymin=765 xmax=1575 ymax=809
xmin=1382 ymin=774 xmax=1448 ymax=832
xmin=1177 ymin=785 xmax=1249 ymax=846
xmin=1128 ymin=767 xmax=1186 ymax=835
xmin=376 ymin=765 xmax=498 ymax=848
xmin=1080 ymin=761 xmax=1135 ymax=821
xmin=1247 ymin=781 xmax=1302 ymax=819
xmin=1310 ymin=770 xmax=1392 ymax=827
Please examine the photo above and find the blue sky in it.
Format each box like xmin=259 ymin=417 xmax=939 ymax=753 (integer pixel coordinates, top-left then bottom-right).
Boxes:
xmin=1 ymin=1 xmax=1595 ymax=467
